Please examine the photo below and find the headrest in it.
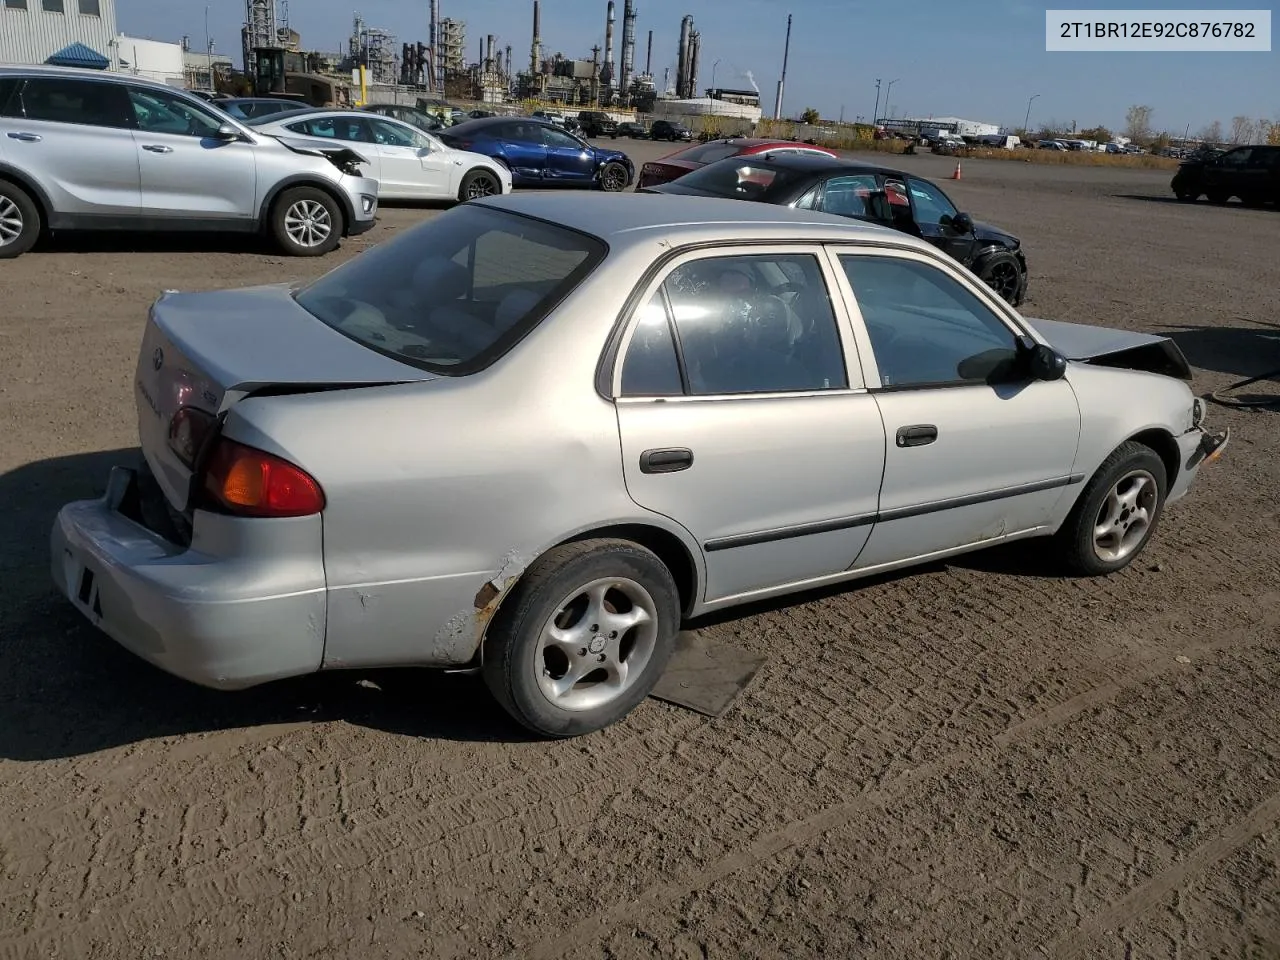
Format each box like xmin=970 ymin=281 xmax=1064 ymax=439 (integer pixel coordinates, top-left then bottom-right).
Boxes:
xmin=411 ymin=258 xmax=470 ymax=301
xmin=493 ymin=288 xmax=543 ymax=331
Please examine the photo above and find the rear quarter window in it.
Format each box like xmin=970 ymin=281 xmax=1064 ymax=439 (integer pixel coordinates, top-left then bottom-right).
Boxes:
xmin=294 ymin=204 xmax=607 ymax=375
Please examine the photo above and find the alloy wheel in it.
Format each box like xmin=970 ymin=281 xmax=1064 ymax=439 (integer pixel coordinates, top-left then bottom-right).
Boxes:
xmin=0 ymin=197 xmax=23 ymax=247
xmin=466 ymin=175 xmax=499 ymax=199
xmin=1092 ymin=468 xmax=1158 ymax=563
xmin=984 ymin=261 xmax=1021 ymax=302
xmin=534 ymin=576 xmax=659 ymax=712
xmin=283 ymin=199 xmax=333 ymax=248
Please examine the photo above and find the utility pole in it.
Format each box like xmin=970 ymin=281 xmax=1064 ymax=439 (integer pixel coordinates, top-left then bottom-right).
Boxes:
xmin=873 ymin=78 xmax=881 ymax=126
xmin=1024 ymin=93 xmax=1040 ymax=134
xmin=772 ymin=13 xmax=792 ymax=120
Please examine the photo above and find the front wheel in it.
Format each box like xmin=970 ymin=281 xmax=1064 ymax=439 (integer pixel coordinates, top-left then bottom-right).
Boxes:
xmin=482 ymin=538 xmax=680 ymax=738
xmin=973 ymin=250 xmax=1025 ymax=306
xmin=598 ymin=161 xmax=629 ymax=192
xmin=459 ymin=168 xmax=502 ymax=201
xmin=1053 ymin=441 xmax=1168 ymax=576
xmin=270 ymin=186 xmax=343 ymax=257
xmin=1206 ymin=190 xmax=1229 ymax=204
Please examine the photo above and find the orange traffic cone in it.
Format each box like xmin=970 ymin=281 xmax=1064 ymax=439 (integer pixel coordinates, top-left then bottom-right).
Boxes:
xmin=950 ymin=160 xmax=962 ymax=180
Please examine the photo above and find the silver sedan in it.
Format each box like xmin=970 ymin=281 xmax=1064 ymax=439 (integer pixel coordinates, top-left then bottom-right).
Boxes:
xmin=50 ymin=194 xmax=1229 ymax=737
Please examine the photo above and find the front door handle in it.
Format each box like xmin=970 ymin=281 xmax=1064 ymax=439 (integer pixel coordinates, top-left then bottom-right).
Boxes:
xmin=639 ymin=447 xmax=694 ymax=474
xmin=896 ymin=424 xmax=938 ymax=448
xmin=141 ymin=144 xmax=174 ymax=154
xmin=6 ymin=132 xmax=41 ymax=142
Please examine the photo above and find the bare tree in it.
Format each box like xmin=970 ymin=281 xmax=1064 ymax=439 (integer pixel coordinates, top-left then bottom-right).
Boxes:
xmin=1199 ymin=119 xmax=1223 ymax=144
xmin=1229 ymin=115 xmax=1256 ymax=144
xmin=1124 ymin=104 xmax=1153 ymax=142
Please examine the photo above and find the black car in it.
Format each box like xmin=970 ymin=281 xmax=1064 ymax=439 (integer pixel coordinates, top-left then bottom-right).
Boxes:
xmin=578 ymin=111 xmax=618 ymax=137
xmin=640 ymin=152 xmax=1029 ymax=306
xmin=1171 ymin=144 xmax=1279 ymax=206
xmin=617 ymin=121 xmax=647 ymax=138
xmin=650 ymin=119 xmax=694 ymax=142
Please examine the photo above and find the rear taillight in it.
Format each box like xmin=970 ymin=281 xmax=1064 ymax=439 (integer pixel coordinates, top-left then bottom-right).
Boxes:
xmin=167 ymin=407 xmax=217 ymax=468
xmin=201 ymin=437 xmax=325 ymax=518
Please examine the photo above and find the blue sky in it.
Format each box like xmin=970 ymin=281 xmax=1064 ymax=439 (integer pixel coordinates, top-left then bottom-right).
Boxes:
xmin=120 ymin=0 xmax=1276 ymax=133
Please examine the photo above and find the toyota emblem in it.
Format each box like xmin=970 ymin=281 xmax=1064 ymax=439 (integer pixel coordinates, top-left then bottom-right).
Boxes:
xmin=152 ymin=348 xmax=164 ymax=371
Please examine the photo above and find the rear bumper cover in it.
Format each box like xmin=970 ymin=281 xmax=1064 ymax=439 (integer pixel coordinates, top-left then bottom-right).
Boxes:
xmin=50 ymin=465 xmax=327 ymax=690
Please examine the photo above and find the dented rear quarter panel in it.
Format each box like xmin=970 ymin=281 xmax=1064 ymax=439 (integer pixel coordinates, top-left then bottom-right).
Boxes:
xmin=221 ymin=250 xmax=706 ymax=669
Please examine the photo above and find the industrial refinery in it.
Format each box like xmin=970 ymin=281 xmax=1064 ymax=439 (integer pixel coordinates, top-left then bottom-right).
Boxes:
xmin=230 ymin=0 xmax=761 ymax=118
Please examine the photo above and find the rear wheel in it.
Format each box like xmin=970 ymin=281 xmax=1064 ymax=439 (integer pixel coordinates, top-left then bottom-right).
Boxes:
xmin=1240 ymin=193 xmax=1266 ymax=208
xmin=599 ymin=161 xmax=629 ymax=192
xmin=1053 ymin=441 xmax=1168 ymax=576
xmin=1206 ymin=190 xmax=1229 ymax=204
xmin=482 ymin=538 xmax=680 ymax=738
xmin=0 ymin=181 xmax=40 ymax=259
xmin=458 ymin=168 xmax=502 ymax=201
xmin=270 ymin=186 xmax=343 ymax=257
xmin=973 ymin=250 xmax=1024 ymax=306
xmin=1174 ymin=190 xmax=1196 ymax=202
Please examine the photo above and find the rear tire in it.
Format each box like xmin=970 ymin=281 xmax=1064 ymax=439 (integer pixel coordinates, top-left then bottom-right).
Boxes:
xmin=598 ymin=161 xmax=629 ymax=192
xmin=1206 ymin=190 xmax=1229 ymax=204
xmin=1053 ymin=441 xmax=1168 ymax=577
xmin=270 ymin=186 xmax=343 ymax=256
xmin=458 ymin=168 xmax=502 ymax=201
xmin=0 ymin=181 xmax=41 ymax=259
xmin=482 ymin=538 xmax=680 ymax=738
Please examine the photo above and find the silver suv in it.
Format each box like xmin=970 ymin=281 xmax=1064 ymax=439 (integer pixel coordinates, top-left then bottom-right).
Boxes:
xmin=0 ymin=66 xmax=378 ymax=259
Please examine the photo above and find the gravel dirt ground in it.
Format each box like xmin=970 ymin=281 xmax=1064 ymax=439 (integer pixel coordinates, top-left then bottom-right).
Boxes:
xmin=1 ymin=141 xmax=1278 ymax=960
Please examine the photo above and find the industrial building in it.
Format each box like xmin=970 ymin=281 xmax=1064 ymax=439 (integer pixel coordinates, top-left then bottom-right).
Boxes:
xmin=116 ymin=34 xmax=185 ymax=86
xmin=0 ymin=0 xmax=120 ymax=71
xmin=878 ymin=115 xmax=1002 ymax=139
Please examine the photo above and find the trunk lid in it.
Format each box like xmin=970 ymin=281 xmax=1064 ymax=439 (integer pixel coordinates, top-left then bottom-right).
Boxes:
xmin=136 ymin=283 xmax=435 ymax=512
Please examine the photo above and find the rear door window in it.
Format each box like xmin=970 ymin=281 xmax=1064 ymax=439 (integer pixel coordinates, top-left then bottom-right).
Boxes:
xmin=816 ymin=174 xmax=881 ymax=218
xmin=0 ymin=77 xmax=19 ymax=116
xmin=294 ymin=204 xmax=606 ymax=375
xmin=10 ymin=77 xmax=132 ymax=128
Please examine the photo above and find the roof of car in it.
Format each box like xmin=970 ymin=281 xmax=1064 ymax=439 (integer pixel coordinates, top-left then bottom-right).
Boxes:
xmin=726 ymin=151 xmax=903 ymax=177
xmin=0 ymin=63 xmax=177 ymax=92
xmin=472 ymin=192 xmax=923 ymax=250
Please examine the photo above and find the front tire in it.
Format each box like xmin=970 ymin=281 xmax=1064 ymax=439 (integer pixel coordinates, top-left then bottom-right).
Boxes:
xmin=973 ymin=249 xmax=1025 ymax=306
xmin=598 ymin=161 xmax=629 ymax=192
xmin=459 ymin=168 xmax=502 ymax=201
xmin=482 ymin=538 xmax=680 ymax=738
xmin=1054 ymin=441 xmax=1168 ymax=576
xmin=270 ymin=186 xmax=343 ymax=257
xmin=0 ymin=181 xmax=41 ymax=259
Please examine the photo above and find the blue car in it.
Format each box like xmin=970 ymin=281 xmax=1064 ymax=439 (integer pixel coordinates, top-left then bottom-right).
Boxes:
xmin=438 ymin=117 xmax=634 ymax=191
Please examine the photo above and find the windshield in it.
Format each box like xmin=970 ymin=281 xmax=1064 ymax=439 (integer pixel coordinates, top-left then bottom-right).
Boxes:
xmin=294 ymin=205 xmax=607 ymax=375
xmin=670 ymin=159 xmax=808 ymax=201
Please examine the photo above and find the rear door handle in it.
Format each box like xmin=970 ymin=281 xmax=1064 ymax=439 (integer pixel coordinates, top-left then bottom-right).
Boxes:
xmin=6 ymin=132 xmax=41 ymax=142
xmin=141 ymin=144 xmax=173 ymax=153
xmin=896 ymin=424 xmax=938 ymax=447
xmin=639 ymin=447 xmax=694 ymax=474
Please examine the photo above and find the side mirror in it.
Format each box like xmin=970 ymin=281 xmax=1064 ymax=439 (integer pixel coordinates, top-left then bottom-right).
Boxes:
xmin=949 ymin=211 xmax=974 ymax=233
xmin=1020 ymin=337 xmax=1067 ymax=381
xmin=214 ymin=123 xmax=242 ymax=141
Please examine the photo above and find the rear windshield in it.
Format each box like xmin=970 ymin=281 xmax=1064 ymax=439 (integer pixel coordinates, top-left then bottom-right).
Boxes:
xmin=294 ymin=204 xmax=607 ymax=375
xmin=672 ymin=142 xmax=743 ymax=164
xmin=672 ymin=159 xmax=807 ymax=201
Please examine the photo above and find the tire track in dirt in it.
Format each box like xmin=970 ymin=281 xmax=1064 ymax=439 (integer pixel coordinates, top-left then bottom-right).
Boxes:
xmin=502 ymin=619 xmax=1279 ymax=960
xmin=1043 ymin=790 xmax=1280 ymax=960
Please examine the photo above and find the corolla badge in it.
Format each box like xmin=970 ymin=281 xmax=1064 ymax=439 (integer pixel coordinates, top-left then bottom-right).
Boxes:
xmin=152 ymin=347 xmax=164 ymax=372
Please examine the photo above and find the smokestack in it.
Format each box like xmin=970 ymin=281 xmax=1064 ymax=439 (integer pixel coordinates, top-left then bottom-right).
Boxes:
xmin=688 ymin=30 xmax=700 ymax=99
xmin=676 ymin=15 xmax=691 ymax=99
xmin=428 ymin=0 xmax=438 ymax=91
xmin=620 ymin=0 xmax=635 ymax=98
xmin=605 ymin=1 xmax=616 ymax=88
xmin=531 ymin=0 xmax=542 ymax=75
xmin=646 ymin=29 xmax=653 ymax=75
xmin=505 ymin=44 xmax=512 ymax=77
xmin=773 ymin=13 xmax=792 ymax=119
xmin=486 ymin=33 xmax=495 ymax=72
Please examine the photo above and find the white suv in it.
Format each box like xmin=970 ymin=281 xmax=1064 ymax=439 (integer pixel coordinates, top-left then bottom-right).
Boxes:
xmin=0 ymin=66 xmax=379 ymax=259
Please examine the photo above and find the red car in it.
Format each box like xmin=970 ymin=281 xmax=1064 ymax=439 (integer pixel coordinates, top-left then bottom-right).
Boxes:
xmin=635 ymin=137 xmax=839 ymax=189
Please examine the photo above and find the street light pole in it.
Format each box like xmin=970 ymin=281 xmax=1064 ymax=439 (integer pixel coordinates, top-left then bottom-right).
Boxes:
xmin=1024 ymin=93 xmax=1040 ymax=134
xmin=711 ymin=58 xmax=720 ymax=92
xmin=873 ymin=78 xmax=881 ymax=126
xmin=885 ymin=77 xmax=900 ymax=119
